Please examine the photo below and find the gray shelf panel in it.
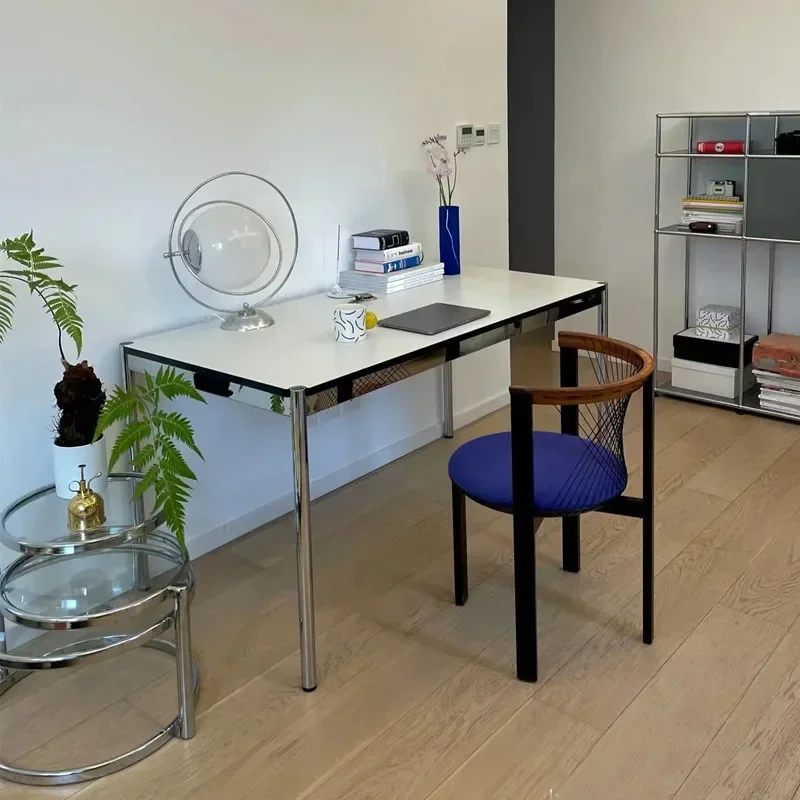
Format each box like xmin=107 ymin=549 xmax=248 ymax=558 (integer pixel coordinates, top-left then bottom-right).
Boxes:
xmin=656 ymin=379 xmax=739 ymax=410
xmin=656 ymin=379 xmax=800 ymax=425
xmin=656 ymin=225 xmax=741 ymax=241
xmin=746 ymin=235 xmax=800 ymax=246
xmin=657 ymin=111 xmax=800 ymax=120
xmin=658 ymin=150 xmax=744 ymax=159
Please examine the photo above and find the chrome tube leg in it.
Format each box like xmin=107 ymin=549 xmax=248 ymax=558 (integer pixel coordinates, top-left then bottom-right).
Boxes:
xmin=738 ymin=115 xmax=752 ymax=409
xmin=597 ymin=283 xmax=609 ymax=336
xmin=442 ymin=362 xmax=454 ymax=439
xmin=172 ymin=583 xmax=196 ymax=739
xmin=0 ymin=614 xmax=6 ymax=682
xmin=684 ymin=119 xmax=695 ymax=329
xmin=653 ymin=115 xmax=662 ymax=372
xmin=122 ymin=344 xmax=151 ymax=591
xmin=767 ymin=243 xmax=776 ymax=335
xmin=290 ymin=387 xmax=317 ymax=692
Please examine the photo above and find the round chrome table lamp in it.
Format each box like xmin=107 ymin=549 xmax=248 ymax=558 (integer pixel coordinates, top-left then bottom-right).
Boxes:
xmin=164 ymin=171 xmax=299 ymax=331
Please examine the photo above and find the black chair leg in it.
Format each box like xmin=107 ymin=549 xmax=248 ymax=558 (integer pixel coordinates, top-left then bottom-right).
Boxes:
xmin=513 ymin=515 xmax=538 ymax=683
xmin=562 ymin=515 xmax=580 ymax=573
xmin=642 ymin=371 xmax=655 ymax=645
xmin=452 ymin=483 xmax=468 ymax=606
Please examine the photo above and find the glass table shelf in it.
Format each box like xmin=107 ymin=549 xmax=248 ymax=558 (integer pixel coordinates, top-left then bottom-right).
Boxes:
xmin=1 ymin=473 xmax=166 ymax=555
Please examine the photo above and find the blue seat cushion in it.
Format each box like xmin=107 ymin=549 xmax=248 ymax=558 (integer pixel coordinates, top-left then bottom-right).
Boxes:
xmin=448 ymin=431 xmax=627 ymax=515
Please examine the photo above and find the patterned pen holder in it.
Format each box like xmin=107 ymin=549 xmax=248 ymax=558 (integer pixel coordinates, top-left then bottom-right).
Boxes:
xmin=333 ymin=304 xmax=367 ymax=343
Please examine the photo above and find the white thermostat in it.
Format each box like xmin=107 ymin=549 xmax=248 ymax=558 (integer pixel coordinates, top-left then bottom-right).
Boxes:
xmin=473 ymin=125 xmax=487 ymax=146
xmin=457 ymin=123 xmax=476 ymax=149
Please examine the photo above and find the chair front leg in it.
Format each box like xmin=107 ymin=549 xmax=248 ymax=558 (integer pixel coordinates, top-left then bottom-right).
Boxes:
xmin=642 ymin=372 xmax=655 ymax=644
xmin=452 ymin=483 xmax=468 ymax=606
xmin=513 ymin=510 xmax=538 ymax=682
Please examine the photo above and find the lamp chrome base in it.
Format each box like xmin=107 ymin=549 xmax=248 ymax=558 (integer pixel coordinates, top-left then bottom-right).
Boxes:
xmin=220 ymin=307 xmax=275 ymax=332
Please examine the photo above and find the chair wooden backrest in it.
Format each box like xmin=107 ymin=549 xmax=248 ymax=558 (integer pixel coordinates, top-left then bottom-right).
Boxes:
xmin=508 ymin=331 xmax=655 ymax=518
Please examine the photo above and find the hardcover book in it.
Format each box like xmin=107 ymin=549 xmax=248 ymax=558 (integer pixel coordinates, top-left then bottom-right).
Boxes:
xmin=352 ymin=229 xmax=410 ymax=250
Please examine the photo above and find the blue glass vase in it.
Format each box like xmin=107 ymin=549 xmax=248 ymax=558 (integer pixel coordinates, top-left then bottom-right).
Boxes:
xmin=438 ymin=205 xmax=461 ymax=276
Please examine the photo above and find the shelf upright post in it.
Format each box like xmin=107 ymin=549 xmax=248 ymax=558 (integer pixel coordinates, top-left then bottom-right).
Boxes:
xmin=684 ymin=118 xmax=695 ymax=329
xmin=738 ymin=114 xmax=752 ymax=409
xmin=653 ymin=115 xmax=663 ymax=372
xmin=767 ymin=114 xmax=779 ymax=334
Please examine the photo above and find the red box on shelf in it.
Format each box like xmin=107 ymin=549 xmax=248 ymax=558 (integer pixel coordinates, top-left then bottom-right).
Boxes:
xmin=696 ymin=140 xmax=745 ymax=154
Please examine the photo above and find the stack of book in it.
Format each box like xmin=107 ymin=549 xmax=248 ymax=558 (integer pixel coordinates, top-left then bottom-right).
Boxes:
xmin=339 ymin=229 xmax=444 ymax=294
xmin=753 ymin=333 xmax=800 ymax=418
xmin=680 ymin=195 xmax=744 ymax=235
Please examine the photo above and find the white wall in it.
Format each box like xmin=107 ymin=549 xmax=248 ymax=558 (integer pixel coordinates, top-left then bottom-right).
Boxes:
xmin=0 ymin=1 xmax=508 ymax=561
xmin=555 ymin=0 xmax=800 ymax=355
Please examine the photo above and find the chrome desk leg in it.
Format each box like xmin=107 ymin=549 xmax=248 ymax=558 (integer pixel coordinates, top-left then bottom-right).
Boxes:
xmin=597 ymin=283 xmax=609 ymax=337
xmin=172 ymin=583 xmax=196 ymax=739
xmin=442 ymin=362 xmax=454 ymax=439
xmin=122 ymin=344 xmax=151 ymax=592
xmin=290 ymin=387 xmax=317 ymax=691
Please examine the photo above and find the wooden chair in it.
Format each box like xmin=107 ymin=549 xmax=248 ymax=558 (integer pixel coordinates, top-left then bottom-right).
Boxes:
xmin=447 ymin=331 xmax=655 ymax=681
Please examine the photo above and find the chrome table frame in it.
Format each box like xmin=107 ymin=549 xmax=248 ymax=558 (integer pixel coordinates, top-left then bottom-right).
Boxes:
xmin=0 ymin=481 xmax=199 ymax=786
xmin=123 ymin=282 xmax=608 ymax=691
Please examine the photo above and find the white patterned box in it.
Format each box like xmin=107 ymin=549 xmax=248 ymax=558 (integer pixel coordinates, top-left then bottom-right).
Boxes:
xmin=695 ymin=326 xmax=740 ymax=341
xmin=696 ymin=304 xmax=741 ymax=332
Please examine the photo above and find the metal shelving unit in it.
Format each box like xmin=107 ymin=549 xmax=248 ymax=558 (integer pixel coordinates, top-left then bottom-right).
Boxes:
xmin=654 ymin=110 xmax=800 ymax=424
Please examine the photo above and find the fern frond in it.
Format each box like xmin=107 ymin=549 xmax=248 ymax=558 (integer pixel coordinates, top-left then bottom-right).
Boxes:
xmin=132 ymin=442 xmax=156 ymax=471
xmin=153 ymin=410 xmax=203 ymax=458
xmin=132 ymin=464 xmax=159 ymax=502
xmin=94 ymin=387 xmax=144 ymax=440
xmin=108 ymin=419 xmax=150 ymax=472
xmin=155 ymin=367 xmax=206 ymax=403
xmin=0 ymin=279 xmax=15 ymax=344
xmin=158 ymin=435 xmax=197 ymax=481
xmin=0 ymin=233 xmax=82 ymax=356
xmin=154 ymin=467 xmax=191 ymax=551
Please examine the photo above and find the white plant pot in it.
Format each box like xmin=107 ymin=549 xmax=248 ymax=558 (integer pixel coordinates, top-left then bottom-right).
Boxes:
xmin=52 ymin=436 xmax=108 ymax=499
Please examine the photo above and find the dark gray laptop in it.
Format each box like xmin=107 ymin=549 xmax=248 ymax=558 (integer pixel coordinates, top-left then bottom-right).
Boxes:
xmin=378 ymin=302 xmax=490 ymax=335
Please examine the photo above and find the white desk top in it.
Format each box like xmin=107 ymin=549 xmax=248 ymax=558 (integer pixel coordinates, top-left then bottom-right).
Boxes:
xmin=126 ymin=268 xmax=602 ymax=394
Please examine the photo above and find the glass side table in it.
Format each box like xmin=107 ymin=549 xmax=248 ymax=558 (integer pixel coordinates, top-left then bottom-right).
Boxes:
xmin=0 ymin=473 xmax=199 ymax=786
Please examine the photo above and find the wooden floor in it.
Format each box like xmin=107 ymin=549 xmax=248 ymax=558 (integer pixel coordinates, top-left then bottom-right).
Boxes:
xmin=5 ymin=335 xmax=800 ymax=799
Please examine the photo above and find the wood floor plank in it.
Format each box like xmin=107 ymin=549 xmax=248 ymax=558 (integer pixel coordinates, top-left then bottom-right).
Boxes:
xmin=181 ymin=580 xmax=515 ymax=800
xmin=0 ymin=648 xmax=171 ymax=762
xmin=303 ymin=630 xmax=535 ymax=800
xmin=537 ymin=542 xmax=752 ymax=731
xmin=426 ymin=699 xmax=600 ymax=800
xmin=554 ymin=605 xmax=784 ymax=799
xmin=675 ymin=630 xmax=800 ymax=799
xmin=13 ymin=701 xmax=159 ymax=773
xmin=694 ymin=440 xmax=800 ymax=553
xmin=720 ymin=509 xmax=800 ymax=630
xmin=687 ymin=418 xmax=800 ymax=501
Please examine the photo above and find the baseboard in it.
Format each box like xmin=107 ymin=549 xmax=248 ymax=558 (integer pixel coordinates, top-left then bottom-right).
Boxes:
xmin=454 ymin=390 xmax=508 ymax=429
xmin=190 ymin=391 xmax=508 ymax=559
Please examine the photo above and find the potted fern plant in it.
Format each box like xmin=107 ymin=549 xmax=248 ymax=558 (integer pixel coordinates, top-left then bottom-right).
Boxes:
xmin=94 ymin=367 xmax=206 ymax=553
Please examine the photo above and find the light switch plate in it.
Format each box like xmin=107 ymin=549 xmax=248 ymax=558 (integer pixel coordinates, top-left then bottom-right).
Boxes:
xmin=487 ymin=123 xmax=502 ymax=145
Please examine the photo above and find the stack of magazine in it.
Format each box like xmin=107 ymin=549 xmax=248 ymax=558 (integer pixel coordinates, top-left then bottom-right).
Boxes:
xmin=755 ymin=369 xmax=800 ymax=418
xmin=337 ymin=262 xmax=445 ymax=294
